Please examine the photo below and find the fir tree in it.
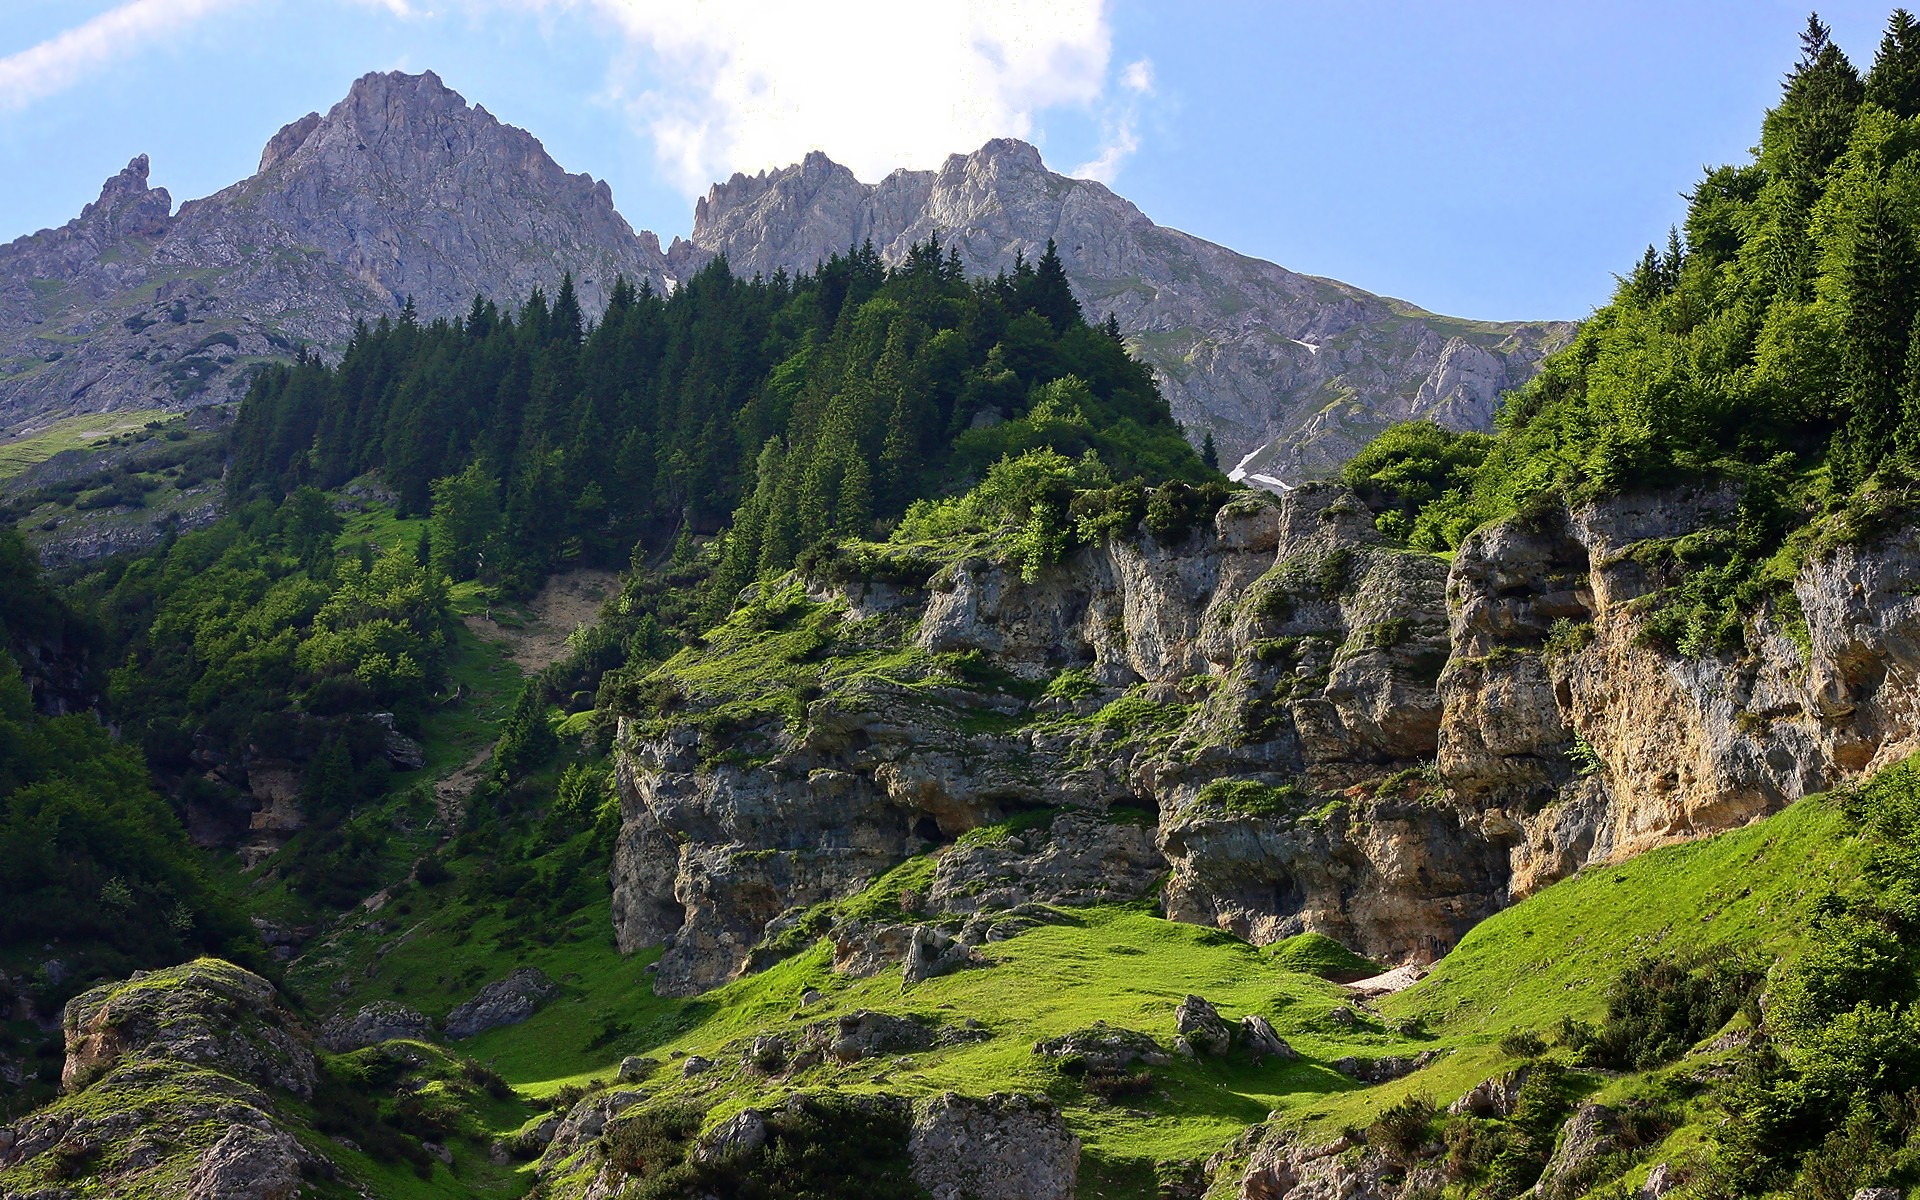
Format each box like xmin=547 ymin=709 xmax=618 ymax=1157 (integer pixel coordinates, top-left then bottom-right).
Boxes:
xmin=1201 ymin=431 xmax=1220 ymax=470
xmin=1866 ymin=8 xmax=1920 ymax=117
xmin=1833 ymin=186 xmax=1917 ymax=486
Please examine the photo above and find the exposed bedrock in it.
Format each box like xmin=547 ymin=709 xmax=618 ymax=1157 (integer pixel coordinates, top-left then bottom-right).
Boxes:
xmin=611 ymin=480 xmax=1920 ymax=993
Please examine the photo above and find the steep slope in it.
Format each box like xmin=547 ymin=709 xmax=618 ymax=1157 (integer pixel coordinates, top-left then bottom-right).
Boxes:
xmin=666 ymin=140 xmax=1574 ymax=477
xmin=0 ymin=70 xmax=668 ymax=427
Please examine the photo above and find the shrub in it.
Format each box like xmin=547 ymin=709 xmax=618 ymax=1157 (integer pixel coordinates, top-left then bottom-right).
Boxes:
xmin=1369 ymin=1094 xmax=1435 ymax=1160
xmin=1561 ymin=955 xmax=1760 ymax=1070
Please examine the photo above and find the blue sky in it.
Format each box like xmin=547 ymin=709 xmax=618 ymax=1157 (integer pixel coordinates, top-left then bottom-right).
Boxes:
xmin=0 ymin=1 xmax=1904 ymax=321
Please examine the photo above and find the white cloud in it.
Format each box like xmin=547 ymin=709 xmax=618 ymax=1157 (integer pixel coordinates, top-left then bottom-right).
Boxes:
xmin=3 ymin=0 xmax=1149 ymax=192
xmin=569 ymin=0 xmax=1117 ymax=193
xmin=1075 ymin=56 xmax=1152 ymax=183
xmin=0 ymin=0 xmax=253 ymax=114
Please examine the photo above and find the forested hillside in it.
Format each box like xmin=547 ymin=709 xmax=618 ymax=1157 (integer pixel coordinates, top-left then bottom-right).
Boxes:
xmin=228 ymin=238 xmax=1207 ymax=601
xmin=1347 ymin=13 xmax=1920 ymax=652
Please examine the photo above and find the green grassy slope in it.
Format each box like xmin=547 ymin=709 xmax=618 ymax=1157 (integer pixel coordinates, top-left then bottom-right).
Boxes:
xmin=277 ymin=787 xmax=1878 ymax=1199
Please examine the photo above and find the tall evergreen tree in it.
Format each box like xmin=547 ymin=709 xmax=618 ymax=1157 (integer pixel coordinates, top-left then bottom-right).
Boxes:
xmin=1834 ymin=185 xmax=1919 ymax=486
xmin=1866 ymin=8 xmax=1920 ymax=117
xmin=1762 ymin=14 xmax=1865 ymax=198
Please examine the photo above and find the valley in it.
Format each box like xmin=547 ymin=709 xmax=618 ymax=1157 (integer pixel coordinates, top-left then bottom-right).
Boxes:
xmin=6 ymin=8 xmax=1920 ymax=1200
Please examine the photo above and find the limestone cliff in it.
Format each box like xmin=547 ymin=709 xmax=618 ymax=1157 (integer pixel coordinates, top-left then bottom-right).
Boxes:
xmin=668 ymin=139 xmax=1575 ymax=475
xmin=609 ymin=481 xmax=1920 ymax=996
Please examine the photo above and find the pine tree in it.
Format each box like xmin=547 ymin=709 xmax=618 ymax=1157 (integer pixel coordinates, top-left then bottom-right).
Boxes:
xmin=1201 ymin=431 xmax=1220 ymax=470
xmin=1866 ymin=8 xmax=1920 ymax=118
xmin=1027 ymin=239 xmax=1082 ymax=331
xmin=1834 ymin=185 xmax=1920 ymax=487
xmin=1762 ymin=14 xmax=1864 ymax=200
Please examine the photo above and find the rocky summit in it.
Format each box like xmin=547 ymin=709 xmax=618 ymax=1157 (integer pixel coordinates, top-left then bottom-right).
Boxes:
xmin=668 ymin=139 xmax=1574 ymax=477
xmin=0 ymin=70 xmax=668 ymax=427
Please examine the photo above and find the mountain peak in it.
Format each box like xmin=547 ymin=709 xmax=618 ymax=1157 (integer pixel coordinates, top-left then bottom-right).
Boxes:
xmin=78 ymin=154 xmax=171 ymax=240
xmin=964 ymin=137 xmax=1046 ymax=172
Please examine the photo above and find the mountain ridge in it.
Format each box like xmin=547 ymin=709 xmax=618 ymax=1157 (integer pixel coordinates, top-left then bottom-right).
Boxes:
xmin=0 ymin=71 xmax=1570 ymax=477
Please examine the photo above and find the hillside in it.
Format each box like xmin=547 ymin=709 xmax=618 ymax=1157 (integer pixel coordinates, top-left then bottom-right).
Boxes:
xmin=9 ymin=9 xmax=1920 ymax=1200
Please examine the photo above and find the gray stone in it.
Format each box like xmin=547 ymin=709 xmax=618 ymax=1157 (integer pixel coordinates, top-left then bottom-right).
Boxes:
xmin=443 ymin=967 xmax=559 ymax=1039
xmin=616 ymin=1055 xmax=657 ymax=1083
xmin=316 ymin=1001 xmax=431 ymax=1053
xmin=184 ymin=1124 xmax=303 ymax=1200
xmin=1237 ymin=1015 xmax=1295 ymax=1062
xmin=907 ymin=1092 xmax=1078 ymax=1200
xmin=692 ymin=1108 xmax=768 ymax=1164
xmin=1033 ymin=1024 xmax=1172 ymax=1072
xmin=903 ymin=925 xmax=975 ymax=984
xmin=1174 ymin=995 xmax=1233 ymax=1057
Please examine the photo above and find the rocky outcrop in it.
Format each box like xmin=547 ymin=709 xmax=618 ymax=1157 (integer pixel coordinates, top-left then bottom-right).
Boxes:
xmin=1 ymin=960 xmax=324 ymax=1199
xmin=0 ymin=70 xmax=668 ymax=426
xmin=316 ymin=1000 xmax=432 ymax=1052
xmin=671 ymin=139 xmax=1573 ymax=475
xmin=443 ymin=966 xmax=559 ymax=1038
xmin=610 ymin=472 xmax=1920 ymax=996
xmin=1217 ymin=1126 xmax=1444 ymax=1200
xmin=611 ymin=487 xmax=1509 ymax=993
xmin=60 ymin=958 xmax=313 ymax=1097
xmin=907 ymin=1092 xmax=1079 ymax=1200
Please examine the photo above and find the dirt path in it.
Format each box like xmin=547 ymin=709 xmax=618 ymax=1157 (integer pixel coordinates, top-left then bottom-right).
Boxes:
xmin=432 ymin=568 xmax=621 ymax=828
xmin=462 ymin=568 xmax=620 ymax=676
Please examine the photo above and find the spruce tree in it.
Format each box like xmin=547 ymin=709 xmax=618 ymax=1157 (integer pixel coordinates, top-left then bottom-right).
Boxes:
xmin=1201 ymin=431 xmax=1220 ymax=470
xmin=1761 ymin=14 xmax=1864 ymax=200
xmin=1835 ymin=185 xmax=1920 ymax=487
xmin=1866 ymin=8 xmax=1920 ymax=118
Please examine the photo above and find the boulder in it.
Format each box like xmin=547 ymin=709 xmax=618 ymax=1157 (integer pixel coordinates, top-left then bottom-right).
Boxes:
xmin=1331 ymin=1051 xmax=1438 ymax=1083
xmin=1448 ymin=1065 xmax=1529 ymax=1118
xmin=804 ymin=1010 xmax=939 ymax=1064
xmin=692 ymin=1107 xmax=769 ymax=1164
xmin=443 ymin=967 xmax=559 ymax=1038
xmin=1174 ymin=995 xmax=1233 ymax=1057
xmin=1537 ymin=1103 xmax=1620 ymax=1194
xmin=903 ymin=925 xmax=976 ymax=984
xmin=1033 ymin=1023 xmax=1172 ymax=1072
xmin=317 ymin=1001 xmax=432 ymax=1052
xmin=908 ymin=1092 xmax=1078 ymax=1200
xmin=1237 ymin=1015 xmax=1295 ymax=1061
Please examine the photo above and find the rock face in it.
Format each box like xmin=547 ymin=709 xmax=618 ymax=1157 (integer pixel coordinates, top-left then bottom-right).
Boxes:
xmin=669 ymin=139 xmax=1574 ymax=476
xmin=611 ymin=474 xmax=1920 ymax=998
xmin=613 ymin=486 xmax=1508 ymax=994
xmin=907 ymin=1092 xmax=1079 ymax=1200
xmin=0 ymin=70 xmax=668 ymax=426
xmin=1444 ymin=487 xmax=1920 ymax=900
